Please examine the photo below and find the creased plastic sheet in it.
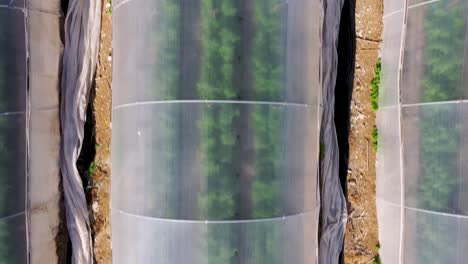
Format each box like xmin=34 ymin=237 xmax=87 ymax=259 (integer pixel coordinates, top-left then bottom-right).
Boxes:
xmin=112 ymin=0 xmax=329 ymax=263
xmin=318 ymin=0 xmax=348 ymax=262
xmin=60 ymin=0 xmax=101 ymax=263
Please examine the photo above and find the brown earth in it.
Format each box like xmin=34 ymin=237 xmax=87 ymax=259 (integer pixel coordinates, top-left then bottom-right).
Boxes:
xmin=344 ymin=0 xmax=383 ymax=263
xmin=89 ymin=1 xmax=112 ymax=263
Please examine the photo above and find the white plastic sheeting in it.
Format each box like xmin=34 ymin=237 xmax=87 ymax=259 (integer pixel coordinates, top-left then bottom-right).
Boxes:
xmin=378 ymin=0 xmax=468 ymax=263
xmin=0 ymin=5 xmax=28 ymax=263
xmin=60 ymin=0 xmax=101 ymax=263
xmin=0 ymin=0 xmax=63 ymax=263
xmin=111 ymin=0 xmax=348 ymax=263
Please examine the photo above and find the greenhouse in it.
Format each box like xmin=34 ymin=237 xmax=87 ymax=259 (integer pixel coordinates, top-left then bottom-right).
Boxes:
xmin=0 ymin=0 xmax=64 ymax=263
xmin=0 ymin=0 xmax=350 ymax=263
xmin=378 ymin=0 xmax=468 ymax=262
xmin=0 ymin=0 xmax=100 ymax=263
xmin=111 ymin=0 xmax=346 ymax=263
xmin=4 ymin=0 xmax=452 ymax=262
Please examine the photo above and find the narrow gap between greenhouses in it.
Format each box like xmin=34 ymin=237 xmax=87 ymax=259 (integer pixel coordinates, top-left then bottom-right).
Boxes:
xmin=76 ymin=76 xmax=98 ymax=263
xmin=334 ymin=0 xmax=356 ymax=262
xmin=56 ymin=2 xmax=71 ymax=263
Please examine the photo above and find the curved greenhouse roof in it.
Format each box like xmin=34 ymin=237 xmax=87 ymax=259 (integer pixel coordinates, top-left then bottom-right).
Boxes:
xmin=378 ymin=0 xmax=468 ymax=262
xmin=0 ymin=0 xmax=63 ymax=263
xmin=1 ymin=0 xmax=350 ymax=262
xmin=111 ymin=0 xmax=346 ymax=263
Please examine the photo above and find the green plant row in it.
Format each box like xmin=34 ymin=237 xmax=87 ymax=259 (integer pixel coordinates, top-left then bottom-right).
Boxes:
xmin=371 ymin=59 xmax=381 ymax=111
xmin=251 ymin=0 xmax=283 ymax=221
xmin=197 ymin=0 xmax=290 ymax=262
xmin=251 ymin=1 xmax=284 ymax=262
xmin=148 ymin=0 xmax=181 ymax=219
xmin=416 ymin=2 xmax=465 ymax=263
xmin=418 ymin=107 xmax=459 ymax=263
xmin=198 ymin=0 xmax=241 ymax=262
xmin=372 ymin=127 xmax=378 ymax=152
xmin=148 ymin=0 xmax=294 ymax=261
xmin=153 ymin=0 xmax=181 ymax=101
xmin=421 ymin=4 xmax=465 ymax=102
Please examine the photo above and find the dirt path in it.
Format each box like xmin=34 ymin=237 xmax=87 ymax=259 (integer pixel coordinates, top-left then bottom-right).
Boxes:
xmin=89 ymin=1 xmax=112 ymax=263
xmin=344 ymin=0 xmax=382 ymax=263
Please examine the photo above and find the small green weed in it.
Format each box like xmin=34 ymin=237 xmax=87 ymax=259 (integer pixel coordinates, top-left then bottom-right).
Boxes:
xmin=372 ymin=127 xmax=378 ymax=152
xmin=373 ymin=244 xmax=381 ymax=264
xmin=373 ymin=256 xmax=381 ymax=264
xmin=371 ymin=59 xmax=381 ymax=111
xmin=88 ymin=160 xmax=97 ymax=176
xmin=106 ymin=0 xmax=112 ymax=15
xmin=319 ymin=143 xmax=324 ymax=160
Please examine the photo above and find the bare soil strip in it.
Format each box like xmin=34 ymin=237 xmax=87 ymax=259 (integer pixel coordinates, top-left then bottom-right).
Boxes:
xmin=344 ymin=0 xmax=382 ymax=263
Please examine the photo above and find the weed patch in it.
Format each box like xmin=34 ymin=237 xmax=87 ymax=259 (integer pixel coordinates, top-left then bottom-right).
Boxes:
xmin=370 ymin=59 xmax=381 ymax=111
xmin=372 ymin=127 xmax=378 ymax=152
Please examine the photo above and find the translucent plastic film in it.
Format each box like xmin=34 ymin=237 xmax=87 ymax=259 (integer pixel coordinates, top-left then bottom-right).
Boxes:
xmin=112 ymin=210 xmax=317 ymax=264
xmin=376 ymin=107 xmax=401 ymax=205
xmin=27 ymin=1 xmax=64 ymax=262
xmin=403 ymin=208 xmax=468 ymax=263
xmin=0 ymin=215 xmax=28 ymax=264
xmin=378 ymin=0 xmax=468 ymax=263
xmin=399 ymin=103 xmax=468 ymax=263
xmin=112 ymin=103 xmax=318 ymax=220
xmin=380 ymin=12 xmax=403 ymax=108
xmin=401 ymin=103 xmax=468 ymax=215
xmin=376 ymin=200 xmax=401 ymax=264
xmin=384 ymin=0 xmax=405 ymax=15
xmin=376 ymin=107 xmax=402 ymax=263
xmin=402 ymin=0 xmax=468 ymax=104
xmin=112 ymin=0 xmax=322 ymax=263
xmin=0 ymin=6 xmax=28 ymax=263
xmin=112 ymin=0 xmax=322 ymax=106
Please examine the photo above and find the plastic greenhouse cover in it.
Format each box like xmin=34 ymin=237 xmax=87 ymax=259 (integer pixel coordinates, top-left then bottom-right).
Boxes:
xmin=60 ymin=0 xmax=101 ymax=263
xmin=0 ymin=0 xmax=101 ymax=263
xmin=0 ymin=0 xmax=64 ymax=263
xmin=111 ymin=0 xmax=348 ymax=263
xmin=378 ymin=0 xmax=468 ymax=263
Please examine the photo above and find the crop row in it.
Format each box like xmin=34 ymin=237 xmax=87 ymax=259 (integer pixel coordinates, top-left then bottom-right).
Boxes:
xmin=417 ymin=2 xmax=465 ymax=263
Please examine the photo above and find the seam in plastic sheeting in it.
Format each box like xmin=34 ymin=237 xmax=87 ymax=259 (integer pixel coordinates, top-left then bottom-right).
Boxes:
xmin=26 ymin=8 xmax=62 ymax=16
xmin=383 ymin=9 xmax=404 ymax=19
xmin=378 ymin=199 xmax=468 ymax=220
xmin=0 ymin=5 xmax=62 ymax=16
xmin=380 ymin=105 xmax=399 ymax=111
xmin=395 ymin=0 xmax=409 ymax=262
xmin=0 ymin=212 xmax=26 ymax=222
xmin=60 ymin=0 xmax=101 ymax=263
xmin=113 ymin=0 xmax=132 ymax=11
xmin=112 ymin=208 xmax=319 ymax=224
xmin=408 ymin=0 xmax=442 ymax=9
xmin=114 ymin=100 xmax=311 ymax=110
xmin=0 ymin=111 xmax=25 ymax=116
xmin=23 ymin=0 xmax=30 ymax=262
xmin=401 ymin=99 xmax=468 ymax=108
xmin=0 ymin=4 xmax=23 ymax=10
xmin=318 ymin=0 xmax=347 ymax=263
